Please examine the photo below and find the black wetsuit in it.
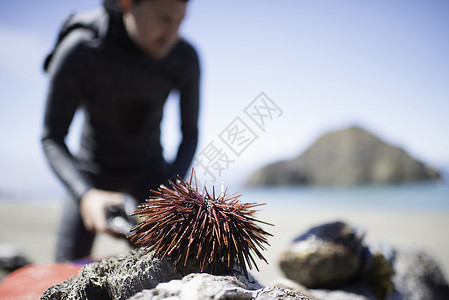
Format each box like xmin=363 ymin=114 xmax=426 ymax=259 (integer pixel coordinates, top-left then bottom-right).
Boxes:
xmin=41 ymin=6 xmax=200 ymax=261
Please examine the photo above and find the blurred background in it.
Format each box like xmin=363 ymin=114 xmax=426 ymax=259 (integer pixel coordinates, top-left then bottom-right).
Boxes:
xmin=1 ymin=0 xmax=448 ymax=195
xmin=1 ymin=0 xmax=448 ymax=287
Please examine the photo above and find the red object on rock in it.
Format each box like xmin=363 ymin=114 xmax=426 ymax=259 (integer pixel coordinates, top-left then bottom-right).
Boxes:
xmin=0 ymin=263 xmax=81 ymax=300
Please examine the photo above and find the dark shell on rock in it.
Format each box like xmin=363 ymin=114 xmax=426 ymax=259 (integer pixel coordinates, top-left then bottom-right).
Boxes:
xmin=280 ymin=239 xmax=361 ymax=288
xmin=293 ymin=221 xmax=365 ymax=254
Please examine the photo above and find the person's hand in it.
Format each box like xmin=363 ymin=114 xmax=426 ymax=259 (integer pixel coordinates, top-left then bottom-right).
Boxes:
xmin=80 ymin=188 xmax=124 ymax=234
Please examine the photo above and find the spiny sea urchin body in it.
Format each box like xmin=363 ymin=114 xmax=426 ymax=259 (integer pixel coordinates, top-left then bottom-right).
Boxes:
xmin=127 ymin=174 xmax=272 ymax=278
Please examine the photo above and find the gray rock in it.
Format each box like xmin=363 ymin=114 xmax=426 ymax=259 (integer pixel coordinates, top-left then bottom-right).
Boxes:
xmin=272 ymin=277 xmax=385 ymax=300
xmin=311 ymin=290 xmax=370 ymax=300
xmin=280 ymin=239 xmax=361 ymax=288
xmin=129 ymin=273 xmax=313 ymax=300
xmin=392 ymin=247 xmax=449 ymax=300
xmin=247 ymin=126 xmax=440 ymax=186
xmin=278 ymin=221 xmax=449 ymax=300
xmin=279 ymin=221 xmax=367 ymax=289
xmin=40 ymin=249 xmax=183 ymax=300
xmin=271 ymin=278 xmax=322 ymax=299
xmin=40 ymin=248 xmax=314 ymax=300
xmin=0 ymin=244 xmax=31 ymax=273
xmin=273 ymin=277 xmax=388 ymax=300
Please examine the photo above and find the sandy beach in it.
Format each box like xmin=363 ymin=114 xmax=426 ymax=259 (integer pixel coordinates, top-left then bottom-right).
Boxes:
xmin=1 ymin=200 xmax=448 ymax=286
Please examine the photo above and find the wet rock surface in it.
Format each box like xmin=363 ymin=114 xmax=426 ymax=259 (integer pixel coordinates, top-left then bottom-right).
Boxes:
xmin=280 ymin=239 xmax=361 ymax=288
xmin=40 ymin=248 xmax=314 ymax=300
xmin=280 ymin=221 xmax=366 ymax=288
xmin=40 ymin=221 xmax=449 ymax=300
xmin=392 ymin=247 xmax=449 ymax=300
xmin=40 ymin=249 xmax=183 ymax=300
xmin=278 ymin=221 xmax=449 ymax=300
xmin=129 ymin=273 xmax=313 ymax=300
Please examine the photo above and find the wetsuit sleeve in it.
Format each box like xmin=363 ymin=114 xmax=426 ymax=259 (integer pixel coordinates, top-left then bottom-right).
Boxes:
xmin=41 ymin=30 xmax=94 ymax=202
xmin=171 ymin=48 xmax=200 ymax=179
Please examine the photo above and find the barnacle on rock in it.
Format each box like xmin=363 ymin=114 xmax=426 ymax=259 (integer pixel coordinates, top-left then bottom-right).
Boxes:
xmin=127 ymin=171 xmax=273 ymax=278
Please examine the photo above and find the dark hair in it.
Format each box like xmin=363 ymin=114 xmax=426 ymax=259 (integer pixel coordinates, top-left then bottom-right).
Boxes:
xmin=104 ymin=0 xmax=188 ymax=10
xmin=133 ymin=0 xmax=189 ymax=4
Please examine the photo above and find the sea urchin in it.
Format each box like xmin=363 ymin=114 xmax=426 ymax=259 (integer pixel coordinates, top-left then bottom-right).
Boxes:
xmin=127 ymin=172 xmax=273 ymax=278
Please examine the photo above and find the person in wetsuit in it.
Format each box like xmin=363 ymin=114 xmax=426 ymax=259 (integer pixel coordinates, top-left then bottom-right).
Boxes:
xmin=41 ymin=0 xmax=200 ymax=262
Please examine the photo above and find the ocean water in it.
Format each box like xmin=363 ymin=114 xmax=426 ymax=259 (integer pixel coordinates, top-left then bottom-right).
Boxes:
xmin=2 ymin=181 xmax=449 ymax=213
xmin=239 ymin=181 xmax=449 ymax=213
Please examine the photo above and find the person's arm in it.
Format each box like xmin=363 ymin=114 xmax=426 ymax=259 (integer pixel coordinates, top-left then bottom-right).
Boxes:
xmin=42 ymin=30 xmax=125 ymax=234
xmin=41 ymin=29 xmax=94 ymax=202
xmin=170 ymin=47 xmax=200 ymax=180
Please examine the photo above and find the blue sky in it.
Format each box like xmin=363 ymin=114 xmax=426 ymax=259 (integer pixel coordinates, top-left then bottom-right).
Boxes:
xmin=1 ymin=0 xmax=448 ymax=197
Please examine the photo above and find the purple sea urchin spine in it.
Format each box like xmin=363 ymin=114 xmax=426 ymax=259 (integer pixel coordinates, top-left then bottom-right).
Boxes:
xmin=127 ymin=171 xmax=273 ymax=278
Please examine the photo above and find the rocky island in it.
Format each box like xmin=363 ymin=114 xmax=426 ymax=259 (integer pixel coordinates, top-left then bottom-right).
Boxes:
xmin=247 ymin=126 xmax=440 ymax=186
